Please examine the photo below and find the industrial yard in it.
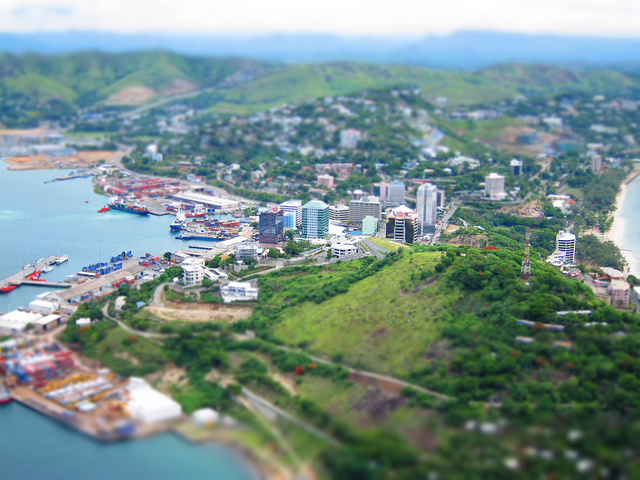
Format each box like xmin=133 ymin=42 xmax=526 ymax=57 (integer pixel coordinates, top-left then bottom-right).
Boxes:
xmin=0 ymin=338 xmax=182 ymax=441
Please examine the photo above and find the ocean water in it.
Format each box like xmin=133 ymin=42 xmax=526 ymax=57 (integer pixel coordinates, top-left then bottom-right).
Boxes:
xmin=621 ymin=176 xmax=640 ymax=276
xmin=0 ymin=164 xmax=257 ymax=479
xmin=0 ymin=403 xmax=257 ymax=480
xmin=0 ymin=166 xmax=213 ymax=311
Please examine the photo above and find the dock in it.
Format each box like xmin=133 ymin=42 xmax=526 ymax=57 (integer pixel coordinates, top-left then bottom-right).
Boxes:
xmin=0 ymin=256 xmax=62 ymax=289
xmin=44 ymin=172 xmax=92 ymax=183
xmin=15 ymin=280 xmax=70 ymax=288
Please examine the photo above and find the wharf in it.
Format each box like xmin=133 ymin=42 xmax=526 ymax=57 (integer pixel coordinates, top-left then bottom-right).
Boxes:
xmin=16 ymin=280 xmax=70 ymax=288
xmin=45 ymin=172 xmax=93 ymax=183
xmin=0 ymin=256 xmax=61 ymax=289
xmin=188 ymin=244 xmax=216 ymax=250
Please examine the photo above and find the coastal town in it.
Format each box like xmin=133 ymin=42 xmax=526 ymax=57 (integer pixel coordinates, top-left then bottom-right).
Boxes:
xmin=3 ymin=51 xmax=640 ymax=479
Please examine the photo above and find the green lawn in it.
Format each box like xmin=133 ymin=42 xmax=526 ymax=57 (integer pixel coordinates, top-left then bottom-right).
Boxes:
xmin=367 ymin=237 xmax=404 ymax=251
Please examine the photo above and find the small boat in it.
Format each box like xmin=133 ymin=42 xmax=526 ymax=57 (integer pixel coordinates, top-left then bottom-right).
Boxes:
xmin=55 ymin=255 xmax=69 ymax=264
xmin=43 ymin=265 xmax=54 ymax=273
xmin=0 ymin=284 xmax=17 ymax=294
xmin=27 ymin=270 xmax=42 ymax=280
xmin=185 ymin=204 xmax=207 ymax=218
xmin=0 ymin=386 xmax=13 ymax=405
xmin=98 ymin=205 xmax=110 ymax=213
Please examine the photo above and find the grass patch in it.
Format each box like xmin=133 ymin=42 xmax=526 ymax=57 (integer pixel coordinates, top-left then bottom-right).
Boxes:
xmin=270 ymin=252 xmax=456 ymax=376
xmin=367 ymin=238 xmax=404 ymax=251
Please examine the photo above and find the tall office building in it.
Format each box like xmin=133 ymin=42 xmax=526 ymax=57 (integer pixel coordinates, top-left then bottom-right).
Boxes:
xmin=301 ymin=200 xmax=330 ymax=239
xmin=485 ymin=173 xmax=507 ymax=200
xmin=386 ymin=182 xmax=406 ymax=205
xmin=280 ymin=200 xmax=303 ymax=227
xmin=259 ymin=209 xmax=284 ymax=245
xmin=348 ymin=196 xmax=382 ymax=224
xmin=591 ymin=155 xmax=602 ymax=175
xmin=373 ymin=182 xmax=389 ymax=202
xmin=556 ymin=230 xmax=577 ymax=264
xmin=416 ymin=183 xmax=438 ymax=235
xmin=283 ymin=211 xmax=297 ymax=230
xmin=329 ymin=205 xmax=350 ymax=225
xmin=510 ymin=159 xmax=523 ymax=176
xmin=385 ymin=211 xmax=417 ymax=244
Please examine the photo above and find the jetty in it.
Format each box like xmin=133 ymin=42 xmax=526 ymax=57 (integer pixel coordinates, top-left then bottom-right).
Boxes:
xmin=44 ymin=171 xmax=92 ymax=183
xmin=0 ymin=256 xmax=65 ymax=291
xmin=15 ymin=280 xmax=70 ymax=288
xmin=1 ymin=256 xmax=58 ymax=285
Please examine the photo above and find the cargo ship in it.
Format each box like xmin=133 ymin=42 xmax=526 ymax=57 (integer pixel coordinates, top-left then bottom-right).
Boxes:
xmin=108 ymin=198 xmax=150 ymax=216
xmin=170 ymin=208 xmax=187 ymax=232
xmin=175 ymin=231 xmax=221 ymax=241
xmin=0 ymin=386 xmax=13 ymax=405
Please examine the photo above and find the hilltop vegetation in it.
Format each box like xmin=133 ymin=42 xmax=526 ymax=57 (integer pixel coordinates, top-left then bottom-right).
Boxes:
xmin=2 ymin=51 xmax=640 ymax=127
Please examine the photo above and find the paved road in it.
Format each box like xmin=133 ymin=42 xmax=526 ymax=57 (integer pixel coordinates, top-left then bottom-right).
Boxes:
xmin=241 ymin=387 xmax=340 ymax=445
xmin=431 ymin=203 xmax=459 ymax=245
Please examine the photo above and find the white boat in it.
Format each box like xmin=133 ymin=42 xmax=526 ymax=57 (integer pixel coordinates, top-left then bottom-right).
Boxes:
xmin=55 ymin=255 xmax=69 ymax=264
xmin=43 ymin=265 xmax=54 ymax=273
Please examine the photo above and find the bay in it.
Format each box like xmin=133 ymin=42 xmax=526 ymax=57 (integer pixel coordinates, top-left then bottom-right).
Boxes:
xmin=0 ymin=164 xmax=258 ymax=480
xmin=0 ymin=403 xmax=257 ymax=480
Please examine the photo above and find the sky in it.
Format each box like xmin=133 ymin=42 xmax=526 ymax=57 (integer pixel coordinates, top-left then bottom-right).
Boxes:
xmin=1 ymin=0 xmax=640 ymax=37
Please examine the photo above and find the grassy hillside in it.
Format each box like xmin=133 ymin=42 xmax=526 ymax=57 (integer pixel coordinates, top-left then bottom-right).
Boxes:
xmin=0 ymin=51 xmax=273 ymax=106
xmin=2 ymin=52 xmax=635 ymax=117
xmin=270 ymin=251 xmax=448 ymax=375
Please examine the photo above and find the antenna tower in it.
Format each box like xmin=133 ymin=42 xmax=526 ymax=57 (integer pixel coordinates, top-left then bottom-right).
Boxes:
xmin=521 ymin=226 xmax=532 ymax=280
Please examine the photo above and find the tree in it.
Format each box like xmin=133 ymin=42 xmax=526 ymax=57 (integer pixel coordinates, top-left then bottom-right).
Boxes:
xmin=268 ymin=248 xmax=282 ymax=259
xmin=163 ymin=251 xmax=172 ymax=261
xmin=285 ymin=230 xmax=296 ymax=241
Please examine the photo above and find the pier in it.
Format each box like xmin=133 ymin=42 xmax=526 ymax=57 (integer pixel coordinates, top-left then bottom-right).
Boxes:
xmin=0 ymin=256 xmax=62 ymax=289
xmin=44 ymin=172 xmax=93 ymax=183
xmin=15 ymin=280 xmax=70 ymax=288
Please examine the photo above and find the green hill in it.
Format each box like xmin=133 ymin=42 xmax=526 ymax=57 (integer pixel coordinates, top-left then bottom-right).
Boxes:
xmin=2 ymin=52 xmax=636 ymax=118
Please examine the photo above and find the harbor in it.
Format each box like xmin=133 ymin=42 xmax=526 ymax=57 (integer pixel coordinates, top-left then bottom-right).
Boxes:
xmin=0 ymin=255 xmax=67 ymax=292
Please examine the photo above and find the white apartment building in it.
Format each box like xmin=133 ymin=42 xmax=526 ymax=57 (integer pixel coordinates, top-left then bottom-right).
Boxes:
xmin=221 ymin=281 xmax=259 ymax=303
xmin=485 ymin=173 xmax=506 ymax=200
xmin=182 ymin=257 xmax=205 ymax=286
xmin=556 ymin=230 xmax=577 ymax=265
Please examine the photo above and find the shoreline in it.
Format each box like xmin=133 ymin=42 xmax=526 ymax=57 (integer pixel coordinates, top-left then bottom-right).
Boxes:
xmin=606 ymin=169 xmax=640 ymax=276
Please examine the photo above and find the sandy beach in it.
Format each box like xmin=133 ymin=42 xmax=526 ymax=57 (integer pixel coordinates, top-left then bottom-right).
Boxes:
xmin=606 ymin=170 xmax=640 ymax=276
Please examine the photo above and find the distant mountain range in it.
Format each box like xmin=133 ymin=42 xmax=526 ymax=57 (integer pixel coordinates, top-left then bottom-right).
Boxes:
xmin=2 ymin=30 xmax=640 ymax=70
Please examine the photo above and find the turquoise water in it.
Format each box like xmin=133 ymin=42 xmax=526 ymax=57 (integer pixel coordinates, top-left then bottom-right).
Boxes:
xmin=621 ymin=176 xmax=640 ymax=275
xmin=0 ymin=166 xmax=198 ymax=311
xmin=0 ymin=164 xmax=257 ymax=479
xmin=0 ymin=403 xmax=257 ymax=480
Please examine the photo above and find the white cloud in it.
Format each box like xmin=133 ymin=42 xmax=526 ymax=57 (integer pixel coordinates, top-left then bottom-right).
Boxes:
xmin=0 ymin=0 xmax=639 ymax=36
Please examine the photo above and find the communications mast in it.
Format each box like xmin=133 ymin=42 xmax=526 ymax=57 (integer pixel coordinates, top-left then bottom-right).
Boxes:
xmin=521 ymin=226 xmax=532 ymax=280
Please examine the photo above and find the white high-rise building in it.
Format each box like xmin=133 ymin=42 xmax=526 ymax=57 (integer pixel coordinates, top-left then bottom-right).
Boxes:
xmin=591 ymin=155 xmax=602 ymax=175
xmin=416 ymin=183 xmax=438 ymax=234
xmin=280 ymin=200 xmax=303 ymax=227
xmin=556 ymin=230 xmax=577 ymax=265
xmin=485 ymin=173 xmax=506 ymax=200
xmin=386 ymin=182 xmax=406 ymax=205
xmin=329 ymin=205 xmax=350 ymax=225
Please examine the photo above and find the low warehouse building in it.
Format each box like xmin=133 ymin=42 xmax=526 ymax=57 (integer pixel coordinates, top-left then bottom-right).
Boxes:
xmin=125 ymin=377 xmax=183 ymax=424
